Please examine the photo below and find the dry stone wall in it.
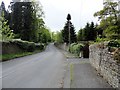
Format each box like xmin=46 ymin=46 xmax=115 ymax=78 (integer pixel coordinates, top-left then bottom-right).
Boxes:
xmin=89 ymin=42 xmax=120 ymax=88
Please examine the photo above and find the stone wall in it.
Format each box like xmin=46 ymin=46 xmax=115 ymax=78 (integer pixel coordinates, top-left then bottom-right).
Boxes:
xmin=89 ymin=42 xmax=120 ymax=88
xmin=54 ymin=43 xmax=69 ymax=51
xmin=1 ymin=41 xmax=23 ymax=55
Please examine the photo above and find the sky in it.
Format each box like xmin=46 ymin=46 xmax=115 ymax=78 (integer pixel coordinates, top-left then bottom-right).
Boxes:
xmin=1 ymin=0 xmax=103 ymax=32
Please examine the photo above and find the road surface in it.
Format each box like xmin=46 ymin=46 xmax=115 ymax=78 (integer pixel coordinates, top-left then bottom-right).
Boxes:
xmin=2 ymin=43 xmax=66 ymax=88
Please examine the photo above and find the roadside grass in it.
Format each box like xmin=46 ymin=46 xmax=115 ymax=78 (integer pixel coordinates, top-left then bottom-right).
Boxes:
xmin=1 ymin=49 xmax=44 ymax=62
xmin=70 ymin=64 xmax=73 ymax=83
xmin=70 ymin=63 xmax=75 ymax=88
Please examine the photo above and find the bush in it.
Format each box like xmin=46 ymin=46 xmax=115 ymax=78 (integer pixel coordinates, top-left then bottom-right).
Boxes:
xmin=10 ymin=40 xmax=36 ymax=52
xmin=69 ymin=43 xmax=84 ymax=56
xmin=35 ymin=43 xmax=45 ymax=50
xmin=96 ymin=37 xmax=109 ymax=42
xmin=108 ymin=40 xmax=120 ymax=48
xmin=27 ymin=42 xmax=35 ymax=52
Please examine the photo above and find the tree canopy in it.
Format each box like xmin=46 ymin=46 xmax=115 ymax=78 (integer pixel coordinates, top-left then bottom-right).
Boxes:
xmin=94 ymin=1 xmax=120 ymax=39
xmin=62 ymin=14 xmax=77 ymax=44
xmin=77 ymin=22 xmax=97 ymax=41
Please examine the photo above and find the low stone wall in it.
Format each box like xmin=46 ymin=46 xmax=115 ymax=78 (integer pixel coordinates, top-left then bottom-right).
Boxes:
xmin=89 ymin=42 xmax=120 ymax=88
xmin=2 ymin=41 xmax=23 ymax=54
xmin=54 ymin=43 xmax=69 ymax=51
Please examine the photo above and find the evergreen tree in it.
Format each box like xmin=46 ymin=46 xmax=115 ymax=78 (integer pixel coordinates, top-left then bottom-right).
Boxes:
xmin=83 ymin=23 xmax=90 ymax=41
xmin=89 ymin=22 xmax=97 ymax=40
xmin=62 ymin=14 xmax=77 ymax=44
xmin=11 ymin=2 xmax=44 ymax=42
xmin=77 ymin=28 xmax=84 ymax=41
xmin=12 ymin=2 xmax=25 ymax=35
xmin=77 ymin=22 xmax=97 ymax=41
xmin=0 ymin=1 xmax=9 ymax=23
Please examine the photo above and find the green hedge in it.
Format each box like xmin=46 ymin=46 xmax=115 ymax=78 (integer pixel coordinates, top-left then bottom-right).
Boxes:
xmin=10 ymin=40 xmax=45 ymax=52
xmin=35 ymin=43 xmax=45 ymax=50
xmin=108 ymin=40 xmax=120 ymax=48
xmin=69 ymin=43 xmax=84 ymax=56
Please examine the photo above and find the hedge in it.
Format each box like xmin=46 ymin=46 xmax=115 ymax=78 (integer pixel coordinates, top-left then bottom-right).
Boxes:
xmin=69 ymin=43 xmax=84 ymax=56
xmin=108 ymin=40 xmax=120 ymax=48
xmin=9 ymin=39 xmax=45 ymax=52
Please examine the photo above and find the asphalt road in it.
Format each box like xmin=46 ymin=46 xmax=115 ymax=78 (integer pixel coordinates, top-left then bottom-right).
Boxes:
xmin=2 ymin=43 xmax=66 ymax=88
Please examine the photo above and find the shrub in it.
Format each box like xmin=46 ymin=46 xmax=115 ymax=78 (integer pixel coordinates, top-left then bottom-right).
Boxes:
xmin=27 ymin=42 xmax=35 ymax=52
xmin=10 ymin=40 xmax=36 ymax=52
xmin=69 ymin=43 xmax=77 ymax=53
xmin=35 ymin=43 xmax=45 ymax=50
xmin=69 ymin=43 xmax=84 ymax=56
xmin=108 ymin=40 xmax=120 ymax=48
xmin=96 ymin=37 xmax=109 ymax=42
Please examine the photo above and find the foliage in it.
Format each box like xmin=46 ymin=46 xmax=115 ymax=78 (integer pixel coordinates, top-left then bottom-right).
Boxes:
xmin=94 ymin=1 xmax=119 ymax=24
xmin=77 ymin=22 xmax=97 ymax=41
xmin=8 ymin=1 xmax=47 ymax=42
xmin=10 ymin=40 xmax=36 ymax=52
xmin=52 ymin=31 xmax=63 ymax=43
xmin=67 ymin=13 xmax=71 ymax=20
xmin=39 ymin=27 xmax=51 ymax=43
xmin=62 ymin=14 xmax=77 ymax=44
xmin=9 ymin=39 xmax=45 ymax=52
xmin=69 ymin=43 xmax=84 ymax=56
xmin=96 ymin=37 xmax=109 ymax=42
xmin=1 ymin=39 xmax=46 ymax=61
xmin=105 ymin=25 xmax=120 ymax=39
xmin=108 ymin=40 xmax=120 ymax=48
xmin=77 ymin=28 xmax=84 ymax=41
xmin=35 ymin=43 xmax=45 ymax=50
xmin=0 ymin=14 xmax=14 ymax=41
xmin=0 ymin=1 xmax=9 ymax=23
xmin=94 ymin=1 xmax=120 ymax=40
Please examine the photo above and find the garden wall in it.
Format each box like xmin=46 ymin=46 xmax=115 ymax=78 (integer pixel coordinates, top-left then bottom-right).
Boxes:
xmin=54 ymin=43 xmax=68 ymax=51
xmin=1 ymin=40 xmax=45 ymax=55
xmin=2 ymin=41 xmax=23 ymax=54
xmin=89 ymin=42 xmax=120 ymax=88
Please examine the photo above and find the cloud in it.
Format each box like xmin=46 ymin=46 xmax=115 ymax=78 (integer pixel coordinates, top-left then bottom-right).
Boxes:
xmin=40 ymin=0 xmax=103 ymax=31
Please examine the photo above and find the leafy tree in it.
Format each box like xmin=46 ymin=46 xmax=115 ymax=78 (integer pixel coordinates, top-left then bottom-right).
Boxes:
xmin=94 ymin=1 xmax=120 ymax=39
xmin=94 ymin=1 xmax=119 ymax=24
xmin=0 ymin=14 xmax=14 ymax=41
xmin=53 ymin=31 xmax=63 ymax=43
xmin=51 ymin=32 xmax=56 ymax=42
xmin=40 ymin=27 xmax=51 ymax=43
xmin=62 ymin=14 xmax=77 ymax=44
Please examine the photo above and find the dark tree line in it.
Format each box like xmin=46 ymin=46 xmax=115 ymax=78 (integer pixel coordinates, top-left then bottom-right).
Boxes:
xmin=0 ymin=1 xmax=51 ymax=43
xmin=77 ymin=22 xmax=97 ymax=41
xmin=12 ymin=2 xmax=32 ymax=40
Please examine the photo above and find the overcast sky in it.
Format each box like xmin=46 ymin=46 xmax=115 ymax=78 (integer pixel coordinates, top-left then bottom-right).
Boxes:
xmin=1 ymin=0 xmax=103 ymax=32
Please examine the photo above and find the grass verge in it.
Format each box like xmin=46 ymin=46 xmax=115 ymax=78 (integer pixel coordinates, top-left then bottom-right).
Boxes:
xmin=70 ymin=64 xmax=73 ymax=83
xmin=0 ymin=49 xmax=44 ymax=62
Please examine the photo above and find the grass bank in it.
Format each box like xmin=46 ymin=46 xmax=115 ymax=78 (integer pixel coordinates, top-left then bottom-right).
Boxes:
xmin=0 ymin=49 xmax=44 ymax=62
